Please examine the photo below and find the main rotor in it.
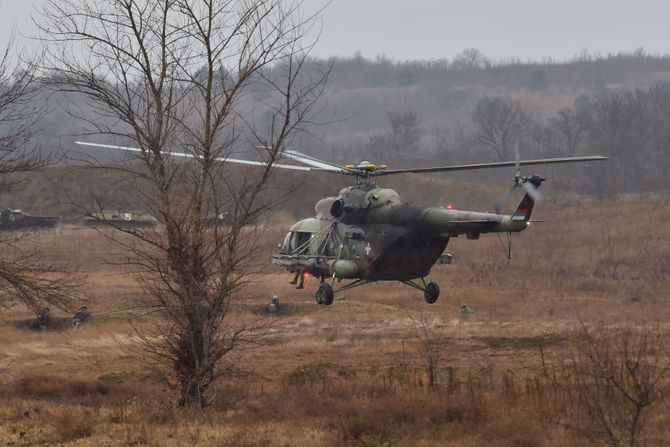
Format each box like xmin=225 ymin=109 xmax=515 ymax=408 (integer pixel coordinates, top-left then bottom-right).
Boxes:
xmin=343 ymin=161 xmax=389 ymax=183
xmin=75 ymin=142 xmax=607 ymax=183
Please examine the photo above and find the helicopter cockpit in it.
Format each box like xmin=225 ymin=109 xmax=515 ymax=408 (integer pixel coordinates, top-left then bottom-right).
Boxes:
xmin=278 ymin=217 xmax=324 ymax=256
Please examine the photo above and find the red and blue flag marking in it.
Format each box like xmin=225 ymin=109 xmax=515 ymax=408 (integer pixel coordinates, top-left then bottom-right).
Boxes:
xmin=512 ymin=208 xmax=528 ymax=220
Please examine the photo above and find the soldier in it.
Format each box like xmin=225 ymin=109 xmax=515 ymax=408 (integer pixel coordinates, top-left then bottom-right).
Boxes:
xmin=267 ymin=296 xmax=281 ymax=314
xmin=460 ymin=303 xmax=475 ymax=315
xmin=72 ymin=306 xmax=90 ymax=328
xmin=36 ymin=307 xmax=51 ymax=331
xmin=289 ymin=269 xmax=305 ymax=289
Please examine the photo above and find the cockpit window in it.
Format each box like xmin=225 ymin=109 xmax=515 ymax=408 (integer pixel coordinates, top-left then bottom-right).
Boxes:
xmin=281 ymin=231 xmax=292 ymax=253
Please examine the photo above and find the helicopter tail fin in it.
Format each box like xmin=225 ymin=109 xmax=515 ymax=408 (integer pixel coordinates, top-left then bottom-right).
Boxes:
xmin=511 ymin=175 xmax=545 ymax=222
xmin=511 ymin=193 xmax=535 ymax=221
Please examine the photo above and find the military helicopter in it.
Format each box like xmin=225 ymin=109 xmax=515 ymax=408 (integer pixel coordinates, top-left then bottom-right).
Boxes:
xmin=261 ymin=150 xmax=607 ymax=306
xmin=75 ymin=141 xmax=606 ymax=306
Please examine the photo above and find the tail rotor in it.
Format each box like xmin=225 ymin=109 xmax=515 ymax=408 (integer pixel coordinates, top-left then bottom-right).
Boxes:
xmin=495 ymin=147 xmax=544 ymax=215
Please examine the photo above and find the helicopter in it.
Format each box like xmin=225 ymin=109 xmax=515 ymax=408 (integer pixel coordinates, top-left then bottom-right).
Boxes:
xmin=75 ymin=141 xmax=606 ymax=306
xmin=264 ymin=152 xmax=606 ymax=305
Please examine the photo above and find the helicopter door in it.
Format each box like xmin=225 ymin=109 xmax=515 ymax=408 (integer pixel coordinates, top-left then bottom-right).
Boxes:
xmin=345 ymin=231 xmax=364 ymax=260
xmin=279 ymin=230 xmax=315 ymax=255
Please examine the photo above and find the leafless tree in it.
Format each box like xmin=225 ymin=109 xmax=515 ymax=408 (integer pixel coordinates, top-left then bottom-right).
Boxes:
xmin=589 ymin=84 xmax=670 ymax=192
xmin=39 ymin=0 xmax=328 ymax=408
xmin=451 ymin=48 xmax=490 ymax=71
xmin=549 ymin=106 xmax=591 ymax=156
xmin=0 ymin=35 xmax=78 ymax=312
xmin=408 ymin=314 xmax=446 ymax=388
xmin=367 ymin=109 xmax=422 ymax=161
xmin=471 ymin=96 xmax=531 ymax=161
xmin=546 ymin=326 xmax=670 ymax=447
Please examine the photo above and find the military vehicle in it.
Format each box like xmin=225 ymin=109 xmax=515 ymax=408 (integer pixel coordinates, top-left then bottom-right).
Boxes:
xmin=0 ymin=209 xmax=60 ymax=231
xmin=205 ymin=212 xmax=232 ymax=227
xmin=86 ymin=210 xmax=237 ymax=228
xmin=85 ymin=210 xmax=158 ymax=227
xmin=75 ymin=141 xmax=606 ymax=305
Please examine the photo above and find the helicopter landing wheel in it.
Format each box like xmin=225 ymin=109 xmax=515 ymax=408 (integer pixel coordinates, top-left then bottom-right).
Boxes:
xmin=424 ymin=282 xmax=440 ymax=304
xmin=316 ymin=283 xmax=334 ymax=306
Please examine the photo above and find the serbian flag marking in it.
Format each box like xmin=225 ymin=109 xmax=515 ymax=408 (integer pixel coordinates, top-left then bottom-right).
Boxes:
xmin=512 ymin=209 xmax=528 ymax=221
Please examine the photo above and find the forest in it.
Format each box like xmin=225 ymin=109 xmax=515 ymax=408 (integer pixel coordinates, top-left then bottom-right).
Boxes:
xmin=26 ymin=48 xmax=670 ymax=199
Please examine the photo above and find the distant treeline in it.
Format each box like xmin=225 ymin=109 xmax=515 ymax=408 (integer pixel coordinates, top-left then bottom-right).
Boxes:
xmin=21 ymin=49 xmax=670 ymax=195
xmin=322 ymin=48 xmax=670 ymax=90
xmin=298 ymin=50 xmax=670 ymax=194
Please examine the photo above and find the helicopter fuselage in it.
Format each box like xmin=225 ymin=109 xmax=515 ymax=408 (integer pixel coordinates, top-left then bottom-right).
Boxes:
xmin=273 ymin=181 xmax=535 ymax=282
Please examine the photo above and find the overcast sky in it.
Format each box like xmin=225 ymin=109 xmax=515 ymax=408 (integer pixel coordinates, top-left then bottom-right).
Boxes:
xmin=2 ymin=0 xmax=669 ymax=62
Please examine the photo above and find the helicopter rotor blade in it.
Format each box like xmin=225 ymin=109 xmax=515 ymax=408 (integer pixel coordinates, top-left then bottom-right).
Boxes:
xmin=378 ymin=155 xmax=607 ymax=175
xmin=282 ymin=149 xmax=355 ymax=174
xmin=76 ymin=141 xmax=317 ymax=171
xmin=495 ymin=183 xmax=517 ymax=215
xmin=522 ymin=179 xmax=543 ymax=203
xmin=77 ymin=142 xmax=607 ymax=178
xmin=514 ymin=146 xmax=521 ymax=176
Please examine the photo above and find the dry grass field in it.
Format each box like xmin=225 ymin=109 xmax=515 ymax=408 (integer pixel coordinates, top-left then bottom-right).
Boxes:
xmin=1 ymin=183 xmax=669 ymax=446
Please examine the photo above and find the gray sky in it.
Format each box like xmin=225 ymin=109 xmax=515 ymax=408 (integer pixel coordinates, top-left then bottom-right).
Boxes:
xmin=307 ymin=0 xmax=670 ymax=61
xmin=2 ymin=0 xmax=669 ymax=61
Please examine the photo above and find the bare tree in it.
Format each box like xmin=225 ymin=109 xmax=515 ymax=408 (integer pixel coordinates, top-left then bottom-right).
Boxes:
xmin=451 ymin=48 xmax=490 ymax=71
xmin=589 ymin=84 xmax=670 ymax=193
xmin=471 ymin=96 xmax=531 ymax=161
xmin=0 ymin=36 xmax=77 ymax=311
xmin=549 ymin=106 xmax=591 ymax=156
xmin=40 ymin=0 xmax=328 ymax=407
xmin=408 ymin=314 xmax=446 ymax=388
xmin=546 ymin=326 xmax=670 ymax=447
xmin=367 ymin=109 xmax=422 ymax=161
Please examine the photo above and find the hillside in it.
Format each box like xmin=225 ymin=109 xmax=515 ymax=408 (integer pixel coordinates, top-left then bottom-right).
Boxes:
xmin=28 ymin=51 xmax=670 ymax=196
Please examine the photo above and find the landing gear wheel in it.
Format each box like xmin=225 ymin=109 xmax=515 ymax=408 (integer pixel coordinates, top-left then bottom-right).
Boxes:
xmin=316 ymin=283 xmax=334 ymax=306
xmin=424 ymin=282 xmax=440 ymax=304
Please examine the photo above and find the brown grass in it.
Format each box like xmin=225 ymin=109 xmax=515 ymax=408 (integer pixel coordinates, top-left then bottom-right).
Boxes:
xmin=15 ymin=375 xmax=109 ymax=399
xmin=52 ymin=410 xmax=94 ymax=442
xmin=0 ymin=190 xmax=669 ymax=445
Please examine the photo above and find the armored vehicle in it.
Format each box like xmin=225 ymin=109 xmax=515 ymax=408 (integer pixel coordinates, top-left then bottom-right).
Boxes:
xmin=0 ymin=209 xmax=60 ymax=231
xmin=85 ymin=210 xmax=158 ymax=227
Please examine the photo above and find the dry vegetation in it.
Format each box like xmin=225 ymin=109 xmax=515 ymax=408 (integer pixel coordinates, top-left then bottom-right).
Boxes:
xmin=0 ymin=179 xmax=669 ymax=446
